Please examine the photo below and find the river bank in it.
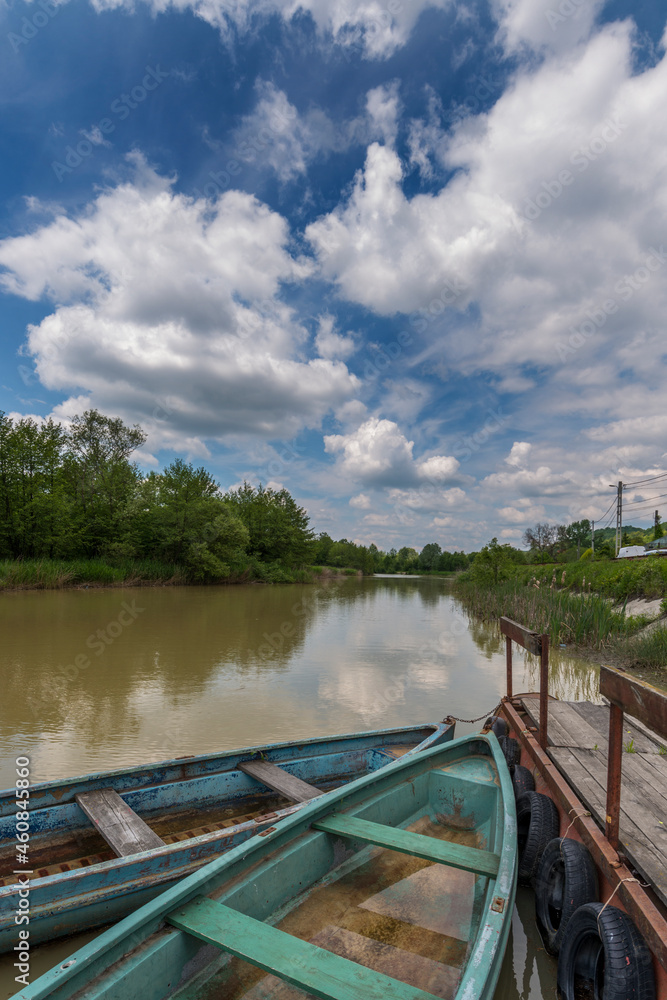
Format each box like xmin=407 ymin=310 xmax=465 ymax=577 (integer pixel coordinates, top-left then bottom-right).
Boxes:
xmin=455 ymin=568 xmax=667 ymax=681
xmin=0 ymin=558 xmax=362 ymax=592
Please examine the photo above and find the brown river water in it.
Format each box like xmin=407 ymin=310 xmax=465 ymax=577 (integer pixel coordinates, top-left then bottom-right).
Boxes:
xmin=0 ymin=575 xmax=601 ymax=998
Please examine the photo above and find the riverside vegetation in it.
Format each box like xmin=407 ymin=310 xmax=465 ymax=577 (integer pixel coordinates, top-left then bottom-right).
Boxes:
xmin=456 ymin=536 xmax=667 ymax=675
xmin=0 ymin=409 xmax=468 ymax=590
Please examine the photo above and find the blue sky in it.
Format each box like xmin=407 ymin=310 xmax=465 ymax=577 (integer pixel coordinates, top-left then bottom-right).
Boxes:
xmin=1 ymin=0 xmax=666 ymax=550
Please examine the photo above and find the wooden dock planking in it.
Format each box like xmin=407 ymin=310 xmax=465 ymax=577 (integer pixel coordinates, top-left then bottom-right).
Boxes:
xmin=520 ymin=698 xmax=667 ymax=908
xmin=238 ymin=760 xmax=322 ymax=802
xmin=570 ymin=701 xmax=661 ymax=753
xmin=75 ymin=789 xmax=165 ymax=857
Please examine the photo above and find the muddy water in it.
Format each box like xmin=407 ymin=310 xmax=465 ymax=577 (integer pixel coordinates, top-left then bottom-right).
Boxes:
xmin=0 ymin=576 xmax=598 ymax=997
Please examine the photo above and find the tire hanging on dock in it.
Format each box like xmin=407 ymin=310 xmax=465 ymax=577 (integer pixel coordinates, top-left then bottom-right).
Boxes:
xmin=534 ymin=837 xmax=598 ymax=954
xmin=516 ymin=791 xmax=560 ymax=887
xmin=510 ymin=764 xmax=535 ymax=798
xmin=498 ymin=735 xmax=521 ymax=768
xmin=484 ymin=716 xmax=509 ymax=738
xmin=557 ymin=902 xmax=655 ymax=1000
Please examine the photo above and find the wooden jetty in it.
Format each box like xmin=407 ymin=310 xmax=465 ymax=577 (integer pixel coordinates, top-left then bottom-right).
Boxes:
xmin=499 ymin=615 xmax=667 ymax=998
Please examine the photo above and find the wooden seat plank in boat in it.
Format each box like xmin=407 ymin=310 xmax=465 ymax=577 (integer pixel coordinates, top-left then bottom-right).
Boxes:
xmin=312 ymin=815 xmax=500 ymax=878
xmin=75 ymin=789 xmax=165 ymax=857
xmin=238 ymin=760 xmax=322 ymax=802
xmin=167 ymin=896 xmax=439 ymax=1000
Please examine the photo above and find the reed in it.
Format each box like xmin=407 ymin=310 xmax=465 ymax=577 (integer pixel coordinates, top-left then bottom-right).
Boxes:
xmin=455 ymin=579 xmax=639 ymax=648
xmin=618 ymin=626 xmax=667 ymax=670
xmin=506 ymin=558 xmax=667 ymax=601
xmin=0 ymin=558 xmax=185 ymax=590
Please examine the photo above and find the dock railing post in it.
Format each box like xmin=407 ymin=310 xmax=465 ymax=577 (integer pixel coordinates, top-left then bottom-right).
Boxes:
xmin=539 ymin=634 xmax=549 ymax=750
xmin=600 ymin=664 xmax=667 ymax=853
xmin=500 ymin=618 xmax=549 ymax=746
xmin=605 ymin=702 xmax=624 ymax=850
xmin=505 ymin=635 xmax=513 ymax=700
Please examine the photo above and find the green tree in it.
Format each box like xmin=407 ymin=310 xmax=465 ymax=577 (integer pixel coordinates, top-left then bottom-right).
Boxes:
xmin=129 ymin=460 xmax=248 ymax=579
xmin=470 ymin=538 xmax=513 ymax=585
xmin=396 ymin=547 xmax=419 ymax=571
xmin=523 ymin=523 xmax=557 ymax=563
xmin=0 ymin=414 xmax=70 ymax=558
xmin=418 ymin=542 xmax=442 ymax=570
xmin=224 ymin=482 xmax=314 ymax=566
xmin=313 ymin=532 xmax=334 ymax=565
xmin=569 ymin=519 xmax=592 ymax=559
xmin=64 ymin=410 xmax=147 ymax=555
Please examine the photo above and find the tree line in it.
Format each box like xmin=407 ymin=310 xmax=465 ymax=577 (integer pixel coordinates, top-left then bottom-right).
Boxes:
xmin=0 ymin=408 xmax=472 ymax=582
xmin=312 ymin=537 xmax=469 ymax=575
xmin=0 ymin=410 xmax=314 ymax=579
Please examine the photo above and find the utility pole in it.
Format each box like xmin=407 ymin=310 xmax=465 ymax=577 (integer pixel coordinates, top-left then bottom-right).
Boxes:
xmin=591 ymin=520 xmax=595 ymax=558
xmin=609 ymin=481 xmax=623 ymax=556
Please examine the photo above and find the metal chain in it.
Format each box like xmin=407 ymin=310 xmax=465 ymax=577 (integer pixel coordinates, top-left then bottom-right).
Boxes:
xmin=443 ymin=702 xmax=503 ymax=726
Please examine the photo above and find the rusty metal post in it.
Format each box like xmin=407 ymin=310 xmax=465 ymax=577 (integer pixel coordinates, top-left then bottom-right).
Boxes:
xmin=505 ymin=635 xmax=513 ymax=699
xmin=606 ymin=702 xmax=624 ymax=850
xmin=539 ymin=633 xmax=549 ymax=749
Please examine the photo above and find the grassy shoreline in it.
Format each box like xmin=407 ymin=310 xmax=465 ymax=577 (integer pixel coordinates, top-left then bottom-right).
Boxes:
xmin=455 ymin=564 xmax=667 ymax=678
xmin=0 ymin=558 xmax=363 ymax=592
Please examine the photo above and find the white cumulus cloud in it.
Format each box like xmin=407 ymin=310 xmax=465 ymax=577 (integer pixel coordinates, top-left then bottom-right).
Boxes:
xmin=0 ymin=155 xmax=359 ymax=452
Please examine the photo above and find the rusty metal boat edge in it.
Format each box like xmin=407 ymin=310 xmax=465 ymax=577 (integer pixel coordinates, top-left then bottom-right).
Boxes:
xmin=498 ymin=614 xmax=667 ymax=999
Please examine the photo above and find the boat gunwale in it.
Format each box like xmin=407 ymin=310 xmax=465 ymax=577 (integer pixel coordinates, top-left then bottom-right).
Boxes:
xmin=13 ymin=732 xmax=516 ymax=1000
xmin=0 ymin=723 xmax=452 ymax=810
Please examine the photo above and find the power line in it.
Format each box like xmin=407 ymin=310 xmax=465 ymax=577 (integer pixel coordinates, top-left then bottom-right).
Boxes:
xmin=619 ymin=502 xmax=667 ymax=518
xmin=623 ymin=490 xmax=667 ymax=508
xmin=596 ymin=497 xmax=617 ymax=521
xmin=622 ymin=471 xmax=667 ymax=487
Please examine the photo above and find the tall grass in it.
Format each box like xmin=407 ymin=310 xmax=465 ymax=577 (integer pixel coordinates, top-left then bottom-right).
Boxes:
xmin=618 ymin=627 xmax=667 ymax=670
xmin=0 ymin=558 xmax=185 ymax=590
xmin=455 ymin=579 xmax=641 ymax=648
xmin=0 ymin=557 xmax=349 ymax=590
xmin=507 ymin=558 xmax=667 ymax=601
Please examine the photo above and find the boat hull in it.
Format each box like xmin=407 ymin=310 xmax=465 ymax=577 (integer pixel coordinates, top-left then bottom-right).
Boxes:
xmin=0 ymin=723 xmax=453 ymax=951
xmin=15 ymin=732 xmax=516 ymax=1000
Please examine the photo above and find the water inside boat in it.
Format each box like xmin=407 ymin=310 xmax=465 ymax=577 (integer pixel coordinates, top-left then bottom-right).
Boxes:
xmin=185 ymin=814 xmax=488 ymax=999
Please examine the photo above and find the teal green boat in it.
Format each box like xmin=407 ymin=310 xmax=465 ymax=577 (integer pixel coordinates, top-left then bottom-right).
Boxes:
xmin=15 ymin=732 xmax=517 ymax=1000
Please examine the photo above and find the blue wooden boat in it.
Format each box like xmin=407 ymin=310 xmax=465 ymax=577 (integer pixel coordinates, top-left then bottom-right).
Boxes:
xmin=0 ymin=722 xmax=453 ymax=952
xmin=15 ymin=731 xmax=516 ymax=1000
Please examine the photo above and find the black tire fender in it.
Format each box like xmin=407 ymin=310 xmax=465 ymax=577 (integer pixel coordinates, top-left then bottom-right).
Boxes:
xmin=484 ymin=715 xmax=509 ymax=738
xmin=534 ymin=837 xmax=598 ymax=954
xmin=511 ymin=764 xmax=535 ymax=798
xmin=498 ymin=735 xmax=521 ymax=768
xmin=516 ymin=790 xmax=560 ymax=887
xmin=557 ymin=901 xmax=655 ymax=1000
